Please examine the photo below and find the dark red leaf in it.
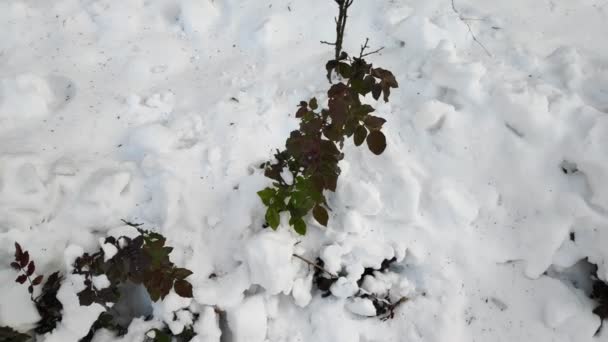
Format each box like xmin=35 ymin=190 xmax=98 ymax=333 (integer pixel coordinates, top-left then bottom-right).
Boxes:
xmin=371 ymin=68 xmax=399 ymax=88
xmin=32 ymin=275 xmax=44 ymax=286
xmin=10 ymin=262 xmax=20 ymax=270
xmin=16 ymin=274 xmax=27 ymax=284
xmin=295 ymin=106 xmax=308 ymax=118
xmin=366 ymin=130 xmax=387 ymax=155
xmin=327 ymin=83 xmax=348 ymax=98
xmin=174 ymin=279 xmax=193 ymax=298
xmin=313 ymin=205 xmax=329 ymax=227
xmin=19 ymin=251 xmax=29 ymax=268
xmin=14 ymin=242 xmax=23 ymax=260
xmin=27 ymin=261 xmax=35 ymax=276
xmin=364 ymin=115 xmax=387 ymax=129
xmin=173 ymin=268 xmax=193 ymax=281
xmin=354 ymin=125 xmax=368 ymax=146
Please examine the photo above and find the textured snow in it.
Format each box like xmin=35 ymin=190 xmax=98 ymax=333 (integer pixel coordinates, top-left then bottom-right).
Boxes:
xmin=0 ymin=0 xmax=607 ymax=341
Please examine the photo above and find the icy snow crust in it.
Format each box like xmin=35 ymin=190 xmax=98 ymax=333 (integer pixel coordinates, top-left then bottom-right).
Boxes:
xmin=1 ymin=0 xmax=608 ymax=341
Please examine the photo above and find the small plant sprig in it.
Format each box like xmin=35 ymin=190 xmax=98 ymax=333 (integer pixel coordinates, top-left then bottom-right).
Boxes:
xmin=11 ymin=243 xmax=44 ymax=300
xmin=10 ymin=243 xmax=64 ymax=335
xmin=258 ymin=0 xmax=398 ymax=234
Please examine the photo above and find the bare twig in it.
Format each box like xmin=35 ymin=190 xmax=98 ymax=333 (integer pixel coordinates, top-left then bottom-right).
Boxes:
xmin=358 ymin=38 xmax=384 ymax=58
xmin=379 ymin=296 xmax=409 ymax=321
xmin=292 ymin=254 xmax=337 ymax=278
xmin=121 ymin=219 xmax=144 ymax=227
xmin=451 ymin=0 xmax=492 ymax=57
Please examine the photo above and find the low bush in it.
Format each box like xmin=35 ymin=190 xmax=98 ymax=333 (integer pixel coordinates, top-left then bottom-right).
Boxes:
xmin=4 ymin=224 xmax=196 ymax=342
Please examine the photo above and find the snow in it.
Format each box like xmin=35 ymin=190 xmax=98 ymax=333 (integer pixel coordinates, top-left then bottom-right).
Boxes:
xmin=226 ymin=295 xmax=267 ymax=342
xmin=0 ymin=0 xmax=607 ymax=341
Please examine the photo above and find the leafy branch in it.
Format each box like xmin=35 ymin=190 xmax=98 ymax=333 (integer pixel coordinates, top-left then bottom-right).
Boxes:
xmin=258 ymin=0 xmax=398 ymax=234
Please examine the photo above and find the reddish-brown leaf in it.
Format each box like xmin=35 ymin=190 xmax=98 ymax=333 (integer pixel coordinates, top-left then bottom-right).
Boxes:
xmin=26 ymin=261 xmax=35 ymax=276
xmin=295 ymin=106 xmax=308 ymax=118
xmin=366 ymin=130 xmax=387 ymax=155
xmin=10 ymin=262 xmax=20 ymax=270
xmin=16 ymin=274 xmax=27 ymax=284
xmin=353 ymin=125 xmax=367 ymax=146
xmin=14 ymin=242 xmax=23 ymax=260
xmin=32 ymin=275 xmax=44 ymax=286
xmin=364 ymin=115 xmax=386 ymax=130
xmin=174 ymin=279 xmax=193 ymax=298
xmin=19 ymin=251 xmax=30 ymax=268
xmin=313 ymin=205 xmax=329 ymax=227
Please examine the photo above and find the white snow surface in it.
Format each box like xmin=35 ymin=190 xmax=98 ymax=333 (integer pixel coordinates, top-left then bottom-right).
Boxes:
xmin=0 ymin=0 xmax=608 ymax=341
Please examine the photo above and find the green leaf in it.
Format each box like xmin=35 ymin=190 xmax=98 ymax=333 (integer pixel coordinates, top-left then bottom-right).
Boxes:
xmin=147 ymin=329 xmax=171 ymax=342
xmin=337 ymin=63 xmax=353 ymax=78
xmin=291 ymin=217 xmax=307 ymax=235
xmin=309 ymin=97 xmax=318 ymax=110
xmin=266 ymin=208 xmax=280 ymax=229
xmin=257 ymin=188 xmax=276 ymax=206
xmin=313 ymin=205 xmax=329 ymax=227
xmin=174 ymin=279 xmax=193 ymax=298
xmin=353 ymin=125 xmax=367 ymax=146
xmin=366 ymin=130 xmax=387 ymax=155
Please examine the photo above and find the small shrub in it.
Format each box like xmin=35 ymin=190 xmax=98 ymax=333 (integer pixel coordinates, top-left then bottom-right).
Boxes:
xmin=258 ymin=0 xmax=398 ymax=234
xmin=74 ymin=225 xmax=194 ymax=340
xmin=7 ymin=224 xmax=196 ymax=342
xmin=74 ymin=227 xmax=194 ymax=306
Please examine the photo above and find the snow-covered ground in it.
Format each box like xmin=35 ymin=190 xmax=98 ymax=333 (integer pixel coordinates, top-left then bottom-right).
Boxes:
xmin=1 ymin=0 xmax=608 ymax=341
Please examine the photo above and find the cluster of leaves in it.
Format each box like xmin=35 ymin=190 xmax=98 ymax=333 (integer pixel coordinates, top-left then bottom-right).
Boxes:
xmin=6 ymin=227 xmax=196 ymax=342
xmin=74 ymin=228 xmax=193 ymax=308
xmin=11 ymin=243 xmax=44 ymax=299
xmin=73 ymin=227 xmax=194 ymax=340
xmin=258 ymin=50 xmax=398 ymax=234
xmin=311 ymin=255 xmax=405 ymax=320
xmin=0 ymin=326 xmax=30 ymax=342
xmin=9 ymin=243 xmax=64 ymax=336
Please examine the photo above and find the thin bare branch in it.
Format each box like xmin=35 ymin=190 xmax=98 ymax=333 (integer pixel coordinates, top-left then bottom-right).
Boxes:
xmin=292 ymin=254 xmax=337 ymax=278
xmin=358 ymin=37 xmax=384 ymax=59
xmin=451 ymin=0 xmax=492 ymax=57
xmin=320 ymin=40 xmax=337 ymax=46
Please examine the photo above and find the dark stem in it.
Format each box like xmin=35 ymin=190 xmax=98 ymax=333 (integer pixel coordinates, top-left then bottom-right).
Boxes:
xmin=292 ymin=254 xmax=337 ymax=278
xmin=18 ymin=267 xmax=38 ymax=303
xmin=358 ymin=38 xmax=384 ymax=59
xmin=331 ymin=0 xmax=354 ymax=60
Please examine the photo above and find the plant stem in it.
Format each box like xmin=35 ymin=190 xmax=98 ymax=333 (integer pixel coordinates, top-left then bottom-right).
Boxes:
xmin=292 ymin=254 xmax=337 ymax=278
